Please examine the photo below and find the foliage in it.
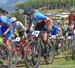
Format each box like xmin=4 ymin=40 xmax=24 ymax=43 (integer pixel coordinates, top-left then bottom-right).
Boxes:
xmin=13 ymin=10 xmax=25 ymax=25
xmin=16 ymin=0 xmax=75 ymax=9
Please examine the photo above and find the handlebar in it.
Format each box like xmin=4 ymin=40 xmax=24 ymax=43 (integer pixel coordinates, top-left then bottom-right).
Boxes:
xmin=49 ymin=34 xmax=64 ymax=40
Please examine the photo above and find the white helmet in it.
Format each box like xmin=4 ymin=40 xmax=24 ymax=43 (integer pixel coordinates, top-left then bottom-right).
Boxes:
xmin=15 ymin=37 xmax=20 ymax=42
xmin=11 ymin=17 xmax=17 ymax=22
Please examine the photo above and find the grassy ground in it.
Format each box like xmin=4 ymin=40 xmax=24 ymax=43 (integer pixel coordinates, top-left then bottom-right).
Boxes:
xmin=39 ymin=54 xmax=75 ymax=68
xmin=14 ymin=54 xmax=75 ymax=68
xmin=39 ymin=65 xmax=75 ymax=68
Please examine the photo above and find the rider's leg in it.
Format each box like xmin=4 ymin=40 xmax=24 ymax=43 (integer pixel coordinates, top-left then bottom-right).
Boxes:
xmin=6 ymin=40 xmax=12 ymax=50
xmin=6 ymin=32 xmax=13 ymax=50
xmin=41 ymin=32 xmax=51 ymax=45
xmin=41 ymin=32 xmax=47 ymax=43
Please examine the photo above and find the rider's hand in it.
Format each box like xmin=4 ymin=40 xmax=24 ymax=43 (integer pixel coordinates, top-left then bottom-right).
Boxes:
xmin=26 ymin=29 xmax=30 ymax=33
xmin=1 ymin=34 xmax=6 ymax=37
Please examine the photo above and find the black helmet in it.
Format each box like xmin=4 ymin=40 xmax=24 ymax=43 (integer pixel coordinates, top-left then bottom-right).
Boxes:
xmin=24 ymin=8 xmax=37 ymax=15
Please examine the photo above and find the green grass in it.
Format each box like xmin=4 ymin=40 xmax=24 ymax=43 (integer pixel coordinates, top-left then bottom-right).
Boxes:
xmin=39 ymin=54 xmax=75 ymax=68
xmin=14 ymin=54 xmax=75 ymax=68
xmin=39 ymin=65 xmax=75 ymax=68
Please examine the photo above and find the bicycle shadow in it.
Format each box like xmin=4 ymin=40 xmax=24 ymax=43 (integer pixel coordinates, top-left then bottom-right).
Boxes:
xmin=40 ymin=54 xmax=73 ymax=66
xmin=16 ymin=61 xmax=26 ymax=67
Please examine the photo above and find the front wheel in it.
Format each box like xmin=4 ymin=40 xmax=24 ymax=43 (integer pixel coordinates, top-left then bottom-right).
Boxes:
xmin=44 ymin=43 xmax=55 ymax=64
xmin=0 ymin=44 xmax=12 ymax=68
xmin=24 ymin=41 xmax=41 ymax=68
xmin=72 ymin=45 xmax=75 ymax=60
xmin=11 ymin=46 xmax=18 ymax=67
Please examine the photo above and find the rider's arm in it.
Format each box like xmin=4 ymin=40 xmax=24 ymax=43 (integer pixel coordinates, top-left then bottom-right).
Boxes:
xmin=16 ymin=21 xmax=28 ymax=31
xmin=0 ymin=18 xmax=2 ymax=25
xmin=0 ymin=16 xmax=12 ymax=35
xmin=18 ymin=21 xmax=25 ymax=29
xmin=59 ymin=27 xmax=62 ymax=35
xmin=47 ymin=18 xmax=53 ymax=31
xmin=27 ymin=19 xmax=32 ymax=31
xmin=4 ymin=24 xmax=12 ymax=35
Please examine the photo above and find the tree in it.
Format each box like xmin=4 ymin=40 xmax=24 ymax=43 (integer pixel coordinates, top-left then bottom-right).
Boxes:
xmin=16 ymin=0 xmax=75 ymax=9
xmin=13 ymin=10 xmax=25 ymax=25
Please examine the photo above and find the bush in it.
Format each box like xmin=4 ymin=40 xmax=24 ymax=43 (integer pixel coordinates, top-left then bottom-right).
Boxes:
xmin=13 ymin=11 xmax=25 ymax=25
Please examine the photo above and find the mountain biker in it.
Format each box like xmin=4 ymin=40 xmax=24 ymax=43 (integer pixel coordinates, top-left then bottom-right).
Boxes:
xmin=25 ymin=9 xmax=63 ymax=63
xmin=68 ymin=8 xmax=74 ymax=36
xmin=25 ymin=9 xmax=53 ymax=45
xmin=0 ymin=13 xmax=13 ymax=50
xmin=51 ymin=23 xmax=62 ymax=36
xmin=68 ymin=9 xmax=75 ymax=30
xmin=67 ymin=9 xmax=75 ymax=46
xmin=50 ymin=22 xmax=63 ymax=54
xmin=11 ymin=17 xmax=28 ymax=47
xmin=11 ymin=17 xmax=27 ymax=38
xmin=11 ymin=17 xmax=28 ymax=60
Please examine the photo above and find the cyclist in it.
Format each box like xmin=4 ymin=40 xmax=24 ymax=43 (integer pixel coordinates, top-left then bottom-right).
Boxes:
xmin=68 ymin=8 xmax=75 ymax=32
xmin=50 ymin=22 xmax=63 ymax=55
xmin=0 ymin=13 xmax=13 ymax=50
xmin=51 ymin=23 xmax=62 ymax=36
xmin=25 ymin=9 xmax=53 ymax=45
xmin=66 ymin=9 xmax=74 ymax=37
xmin=11 ymin=17 xmax=28 ymax=47
xmin=11 ymin=17 xmax=28 ymax=60
xmin=68 ymin=9 xmax=75 ymax=25
xmin=11 ymin=17 xmax=27 ymax=38
xmin=25 ymin=9 xmax=63 ymax=63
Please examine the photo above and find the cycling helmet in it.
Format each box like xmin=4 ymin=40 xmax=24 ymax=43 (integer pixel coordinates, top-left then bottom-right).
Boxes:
xmin=24 ymin=9 xmax=37 ymax=15
xmin=11 ymin=17 xmax=17 ymax=22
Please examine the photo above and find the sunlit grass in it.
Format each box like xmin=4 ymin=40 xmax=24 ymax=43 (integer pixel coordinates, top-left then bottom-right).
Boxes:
xmin=39 ymin=54 xmax=75 ymax=68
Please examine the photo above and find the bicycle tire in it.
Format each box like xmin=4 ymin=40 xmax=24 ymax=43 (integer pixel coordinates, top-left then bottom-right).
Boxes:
xmin=72 ymin=45 xmax=75 ymax=60
xmin=11 ymin=42 xmax=18 ymax=67
xmin=44 ymin=43 xmax=55 ymax=64
xmin=24 ymin=41 xmax=41 ymax=68
xmin=0 ymin=44 xmax=12 ymax=68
